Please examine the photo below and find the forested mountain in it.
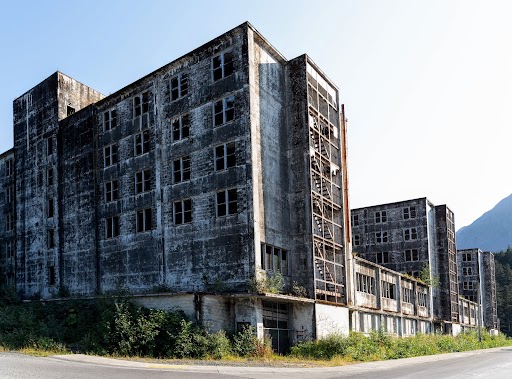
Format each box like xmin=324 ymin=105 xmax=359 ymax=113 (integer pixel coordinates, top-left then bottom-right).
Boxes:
xmin=494 ymin=247 xmax=512 ymax=335
xmin=456 ymin=193 xmax=512 ymax=252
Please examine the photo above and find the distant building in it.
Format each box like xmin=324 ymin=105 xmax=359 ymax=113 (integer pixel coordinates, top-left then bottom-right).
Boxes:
xmin=351 ymin=198 xmax=461 ymax=333
xmin=457 ymin=248 xmax=498 ymax=331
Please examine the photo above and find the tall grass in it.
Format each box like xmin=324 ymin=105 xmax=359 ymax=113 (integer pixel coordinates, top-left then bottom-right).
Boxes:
xmin=290 ymin=330 xmax=512 ymax=362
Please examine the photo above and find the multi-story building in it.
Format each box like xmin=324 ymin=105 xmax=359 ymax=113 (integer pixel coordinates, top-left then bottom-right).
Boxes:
xmin=351 ymin=198 xmax=461 ymax=333
xmin=457 ymin=248 xmax=498 ymax=331
xmin=0 ymin=22 xmax=436 ymax=351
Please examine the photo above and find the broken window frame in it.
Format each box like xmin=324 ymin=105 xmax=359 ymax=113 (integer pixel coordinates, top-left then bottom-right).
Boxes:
xmin=375 ymin=231 xmax=388 ymax=244
xmin=216 ymin=188 xmax=238 ymax=217
xmin=212 ymin=50 xmax=234 ymax=81
xmin=103 ymin=108 xmax=117 ymax=132
xmin=173 ymin=156 xmax=191 ymax=183
xmin=214 ymin=142 xmax=236 ymax=171
xmin=105 ymin=180 xmax=119 ymax=202
xmin=417 ymin=291 xmax=428 ymax=307
xmin=134 ymin=130 xmax=150 ymax=156
xmin=356 ymin=272 xmax=375 ymax=295
xmin=170 ymin=73 xmax=189 ymax=101
xmin=172 ymin=113 xmax=190 ymax=142
xmin=136 ymin=208 xmax=152 ymax=232
xmin=135 ymin=170 xmax=151 ymax=194
xmin=381 ymin=280 xmax=396 ymax=300
xmin=404 ymin=249 xmax=419 ymax=262
xmin=104 ymin=144 xmax=118 ymax=167
xmin=133 ymin=91 xmax=150 ymax=118
xmin=402 ymin=287 xmax=413 ymax=303
xmin=173 ymin=198 xmax=192 ymax=225
xmin=213 ymin=95 xmax=235 ymax=127
xmin=5 ymin=159 xmax=13 ymax=177
xmin=260 ymin=243 xmax=289 ymax=276
xmin=106 ymin=216 xmax=120 ymax=238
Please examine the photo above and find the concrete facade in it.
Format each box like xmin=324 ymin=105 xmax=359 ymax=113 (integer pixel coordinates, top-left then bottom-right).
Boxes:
xmin=351 ymin=198 xmax=462 ymax=333
xmin=457 ymin=248 xmax=498 ymax=330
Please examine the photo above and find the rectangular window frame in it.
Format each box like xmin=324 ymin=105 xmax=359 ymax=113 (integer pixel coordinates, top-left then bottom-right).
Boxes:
xmin=104 ymin=144 xmax=118 ymax=167
xmin=105 ymin=180 xmax=119 ymax=202
xmin=172 ymin=114 xmax=190 ymax=142
xmin=5 ymin=159 xmax=13 ymax=177
xmin=404 ymin=249 xmax=419 ymax=262
xmin=212 ymin=50 xmax=234 ymax=81
xmin=173 ymin=198 xmax=192 ymax=225
xmin=260 ymin=243 xmax=289 ymax=276
xmin=214 ymin=142 xmax=236 ymax=171
xmin=173 ymin=156 xmax=191 ymax=183
xmin=103 ymin=109 xmax=117 ymax=131
xmin=135 ymin=170 xmax=151 ymax=194
xmin=134 ymin=91 xmax=150 ymax=118
xmin=106 ymin=216 xmax=120 ymax=239
xmin=136 ymin=208 xmax=152 ymax=232
xmin=213 ymin=95 xmax=235 ymax=127
xmin=216 ymin=188 xmax=238 ymax=217
xmin=170 ymin=73 xmax=189 ymax=101
xmin=134 ymin=130 xmax=150 ymax=156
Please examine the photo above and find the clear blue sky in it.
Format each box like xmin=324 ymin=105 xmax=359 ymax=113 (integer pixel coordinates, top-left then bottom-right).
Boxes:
xmin=0 ymin=0 xmax=511 ymax=229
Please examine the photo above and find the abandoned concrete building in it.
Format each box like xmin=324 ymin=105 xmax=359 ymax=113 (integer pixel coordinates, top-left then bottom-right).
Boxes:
xmin=457 ymin=248 xmax=498 ymax=330
xmin=0 ymin=22 xmax=485 ymax=351
xmin=351 ymin=198 xmax=498 ymax=334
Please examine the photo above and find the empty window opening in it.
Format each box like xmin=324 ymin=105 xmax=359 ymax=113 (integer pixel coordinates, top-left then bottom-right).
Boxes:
xmin=134 ymin=92 xmax=150 ymax=117
xmin=5 ymin=159 xmax=13 ymax=177
xmin=47 ymin=229 xmax=55 ymax=249
xmin=353 ymin=234 xmax=361 ymax=246
xmin=213 ymin=95 xmax=235 ymax=126
xmin=216 ymin=188 xmax=238 ymax=217
xmin=135 ymin=170 xmax=151 ymax=194
xmin=375 ymin=231 xmax=388 ymax=244
xmin=260 ymin=243 xmax=288 ymax=275
xmin=135 ymin=130 xmax=150 ymax=156
xmin=106 ymin=216 xmax=120 ymax=238
xmin=212 ymin=50 xmax=234 ymax=81
xmin=136 ymin=208 xmax=152 ymax=232
xmin=6 ymin=186 xmax=14 ymax=204
xmin=463 ymin=281 xmax=474 ymax=290
xmin=214 ymin=142 xmax=236 ymax=170
xmin=462 ymin=267 xmax=473 ymax=276
xmin=67 ymin=105 xmax=76 ymax=116
xmin=173 ymin=156 xmax=191 ymax=183
xmin=48 ymin=266 xmax=56 ymax=286
xmin=417 ymin=291 xmax=428 ymax=307
xmin=174 ymin=199 xmax=192 ymax=225
xmin=352 ymin=214 xmax=359 ymax=226
xmin=403 ymin=206 xmax=417 ymax=220
xmin=47 ymin=198 xmax=54 ymax=218
xmin=404 ymin=249 xmax=419 ymax=262
xmin=375 ymin=210 xmax=387 ymax=223
xmin=402 ymin=287 xmax=413 ymax=303
xmin=404 ymin=228 xmax=417 ymax=241
xmin=376 ymin=251 xmax=389 ymax=264
xmin=47 ymin=137 xmax=53 ymax=155
xmin=47 ymin=168 xmax=54 ymax=186
xmin=6 ymin=213 xmax=14 ymax=231
xmin=356 ymin=273 xmax=375 ymax=294
xmin=172 ymin=114 xmax=190 ymax=142
xmin=104 ymin=144 xmax=118 ymax=167
xmin=170 ymin=73 xmax=189 ymax=101
xmin=103 ymin=109 xmax=117 ymax=131
xmin=462 ymin=253 xmax=472 ymax=262
xmin=381 ymin=281 xmax=396 ymax=299
xmin=105 ymin=180 xmax=119 ymax=202
xmin=7 ymin=241 xmax=14 ymax=258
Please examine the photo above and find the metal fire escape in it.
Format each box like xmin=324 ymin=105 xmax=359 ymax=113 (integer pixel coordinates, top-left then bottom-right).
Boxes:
xmin=307 ymin=66 xmax=345 ymax=303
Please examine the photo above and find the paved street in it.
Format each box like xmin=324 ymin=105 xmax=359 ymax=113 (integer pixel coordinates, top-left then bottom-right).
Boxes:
xmin=1 ymin=347 xmax=511 ymax=378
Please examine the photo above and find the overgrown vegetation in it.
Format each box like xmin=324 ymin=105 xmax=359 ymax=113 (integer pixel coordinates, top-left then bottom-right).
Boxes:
xmin=290 ymin=330 xmax=512 ymax=362
xmin=248 ymin=272 xmax=284 ymax=294
xmin=0 ymin=297 xmax=270 ymax=359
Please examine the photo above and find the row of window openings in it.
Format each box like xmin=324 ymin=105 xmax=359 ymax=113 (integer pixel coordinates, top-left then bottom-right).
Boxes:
xmin=103 ymin=50 xmax=233 ymax=130
xmin=104 ymin=189 xmax=238 ymax=238
xmin=356 ymin=273 xmax=427 ymax=306
xmin=352 ymin=206 xmax=417 ymax=226
xmin=104 ymin=144 xmax=235 ymax=200
xmin=353 ymin=228 xmax=417 ymax=246
xmin=371 ymin=249 xmax=420 ymax=264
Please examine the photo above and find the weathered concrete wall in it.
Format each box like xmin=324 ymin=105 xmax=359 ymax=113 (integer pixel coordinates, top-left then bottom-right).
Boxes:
xmin=315 ymin=303 xmax=349 ymax=337
xmin=0 ymin=149 xmax=15 ymax=287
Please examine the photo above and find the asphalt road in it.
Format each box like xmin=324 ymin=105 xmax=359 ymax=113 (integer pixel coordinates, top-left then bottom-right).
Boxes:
xmin=1 ymin=347 xmax=511 ymax=379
